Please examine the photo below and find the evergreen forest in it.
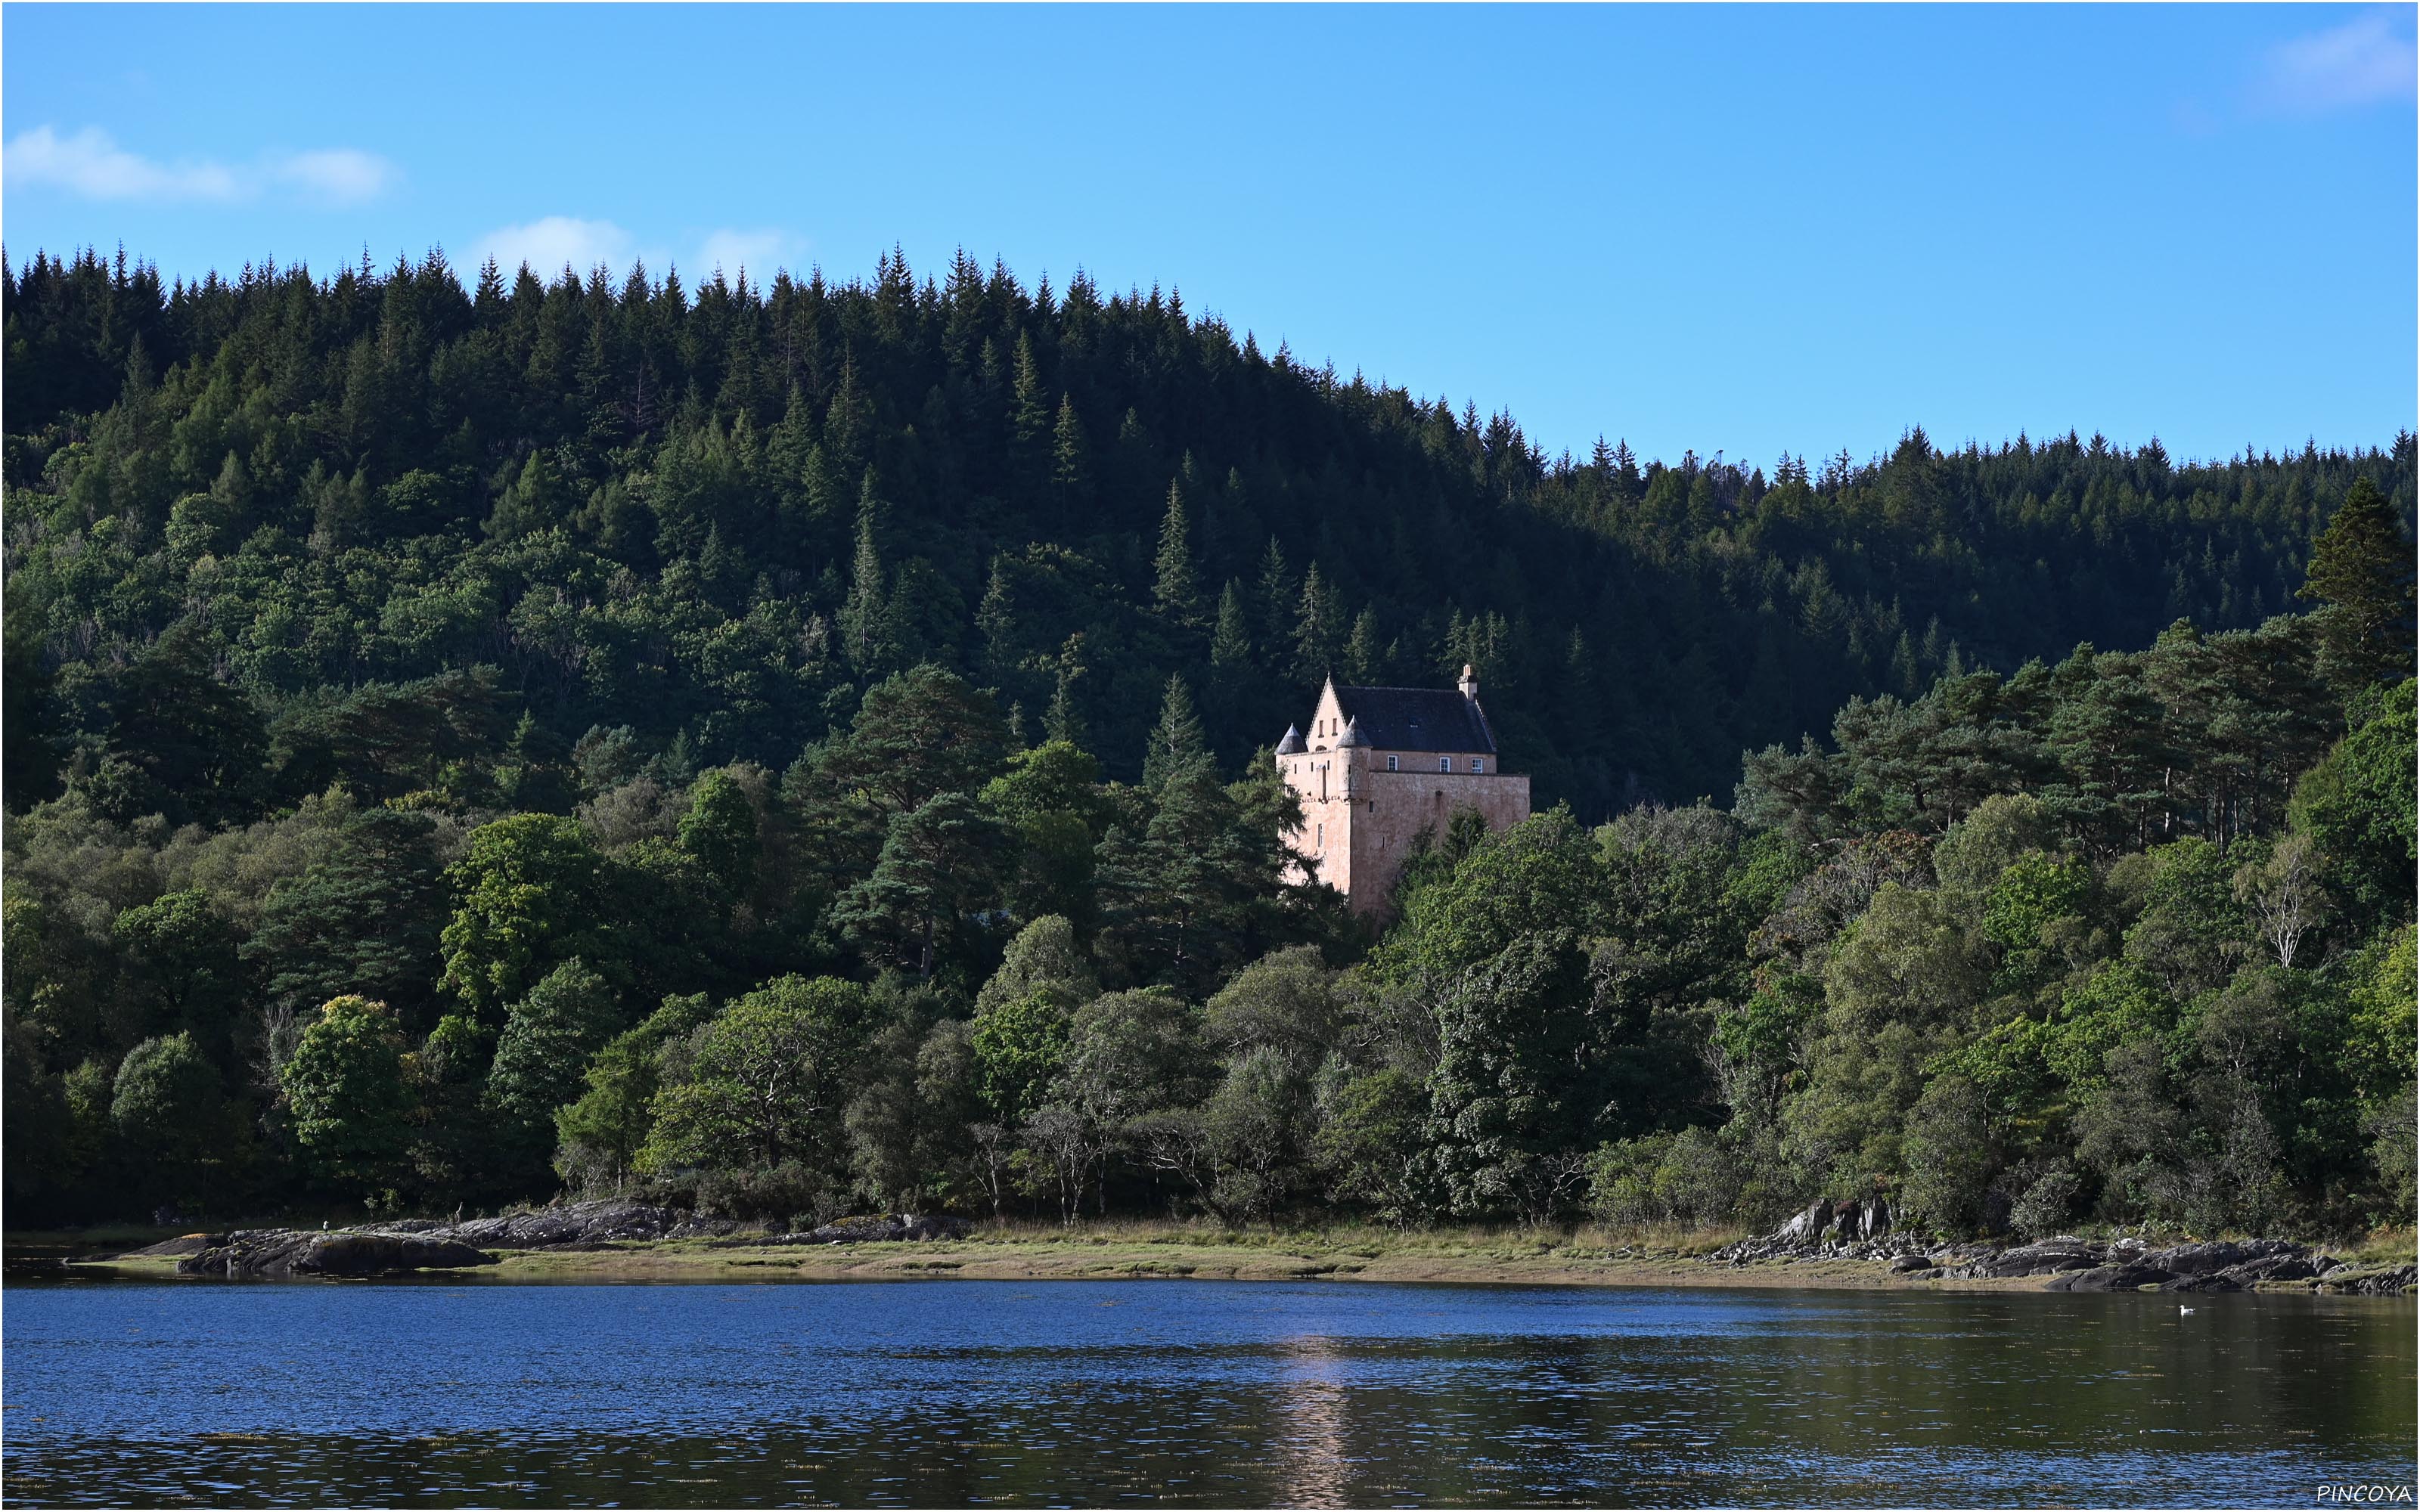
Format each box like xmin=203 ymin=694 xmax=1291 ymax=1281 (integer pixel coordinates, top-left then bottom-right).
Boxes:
xmin=4 ymin=245 xmax=2412 ymax=1239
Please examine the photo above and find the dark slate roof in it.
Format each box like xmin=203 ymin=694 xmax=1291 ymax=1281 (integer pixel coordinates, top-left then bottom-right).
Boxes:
xmin=1331 ymin=684 xmax=1497 ymax=754
xmin=1274 ymin=723 xmax=1306 ymax=755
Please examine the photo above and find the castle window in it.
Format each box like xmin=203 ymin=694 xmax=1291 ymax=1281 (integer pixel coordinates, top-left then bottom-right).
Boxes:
xmin=1438 ymin=757 xmax=1450 ymax=773
xmin=1387 ymin=755 xmax=1398 ymax=771
xmin=1472 ymin=758 xmax=1485 ymax=774
xmin=1315 ymin=823 xmax=1323 ymax=847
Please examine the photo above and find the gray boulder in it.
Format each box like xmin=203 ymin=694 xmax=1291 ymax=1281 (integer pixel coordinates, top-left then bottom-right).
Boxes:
xmin=2143 ymin=1239 xmax=2301 ymax=1275
xmin=433 ymin=1200 xmax=740 ymax=1250
xmin=179 ymin=1229 xmax=498 ymax=1278
xmin=2046 ymin=1263 xmax=2176 ymax=1292
xmin=728 ymin=1213 xmax=975 ymax=1246
xmin=1978 ymin=1240 xmax=2105 ymax=1278
xmin=799 ymin=1213 xmax=972 ymax=1244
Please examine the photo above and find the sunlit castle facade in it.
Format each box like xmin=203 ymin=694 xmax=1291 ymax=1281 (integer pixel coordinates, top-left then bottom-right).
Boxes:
xmin=1274 ymin=665 xmax=1531 ymax=916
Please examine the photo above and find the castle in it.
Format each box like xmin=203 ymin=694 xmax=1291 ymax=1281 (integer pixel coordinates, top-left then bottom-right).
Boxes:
xmin=1275 ymin=665 xmax=1531 ymax=914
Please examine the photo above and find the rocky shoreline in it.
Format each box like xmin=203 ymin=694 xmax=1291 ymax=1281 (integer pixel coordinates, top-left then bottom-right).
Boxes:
xmin=126 ymin=1201 xmax=974 ymax=1278
xmin=1711 ymin=1198 xmax=2415 ymax=1295
xmin=93 ymin=1198 xmax=2413 ymax=1294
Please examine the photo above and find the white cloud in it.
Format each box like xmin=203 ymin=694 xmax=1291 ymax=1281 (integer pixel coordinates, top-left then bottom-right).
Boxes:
xmin=2258 ymin=11 xmax=2417 ymax=113
xmin=468 ymin=218 xmax=808 ymax=282
xmin=696 ymin=227 xmax=805 ymax=282
xmin=273 ymin=148 xmax=395 ymax=206
xmin=4 ymin=125 xmax=398 ymax=206
xmin=470 ymin=216 xmax=641 ymax=277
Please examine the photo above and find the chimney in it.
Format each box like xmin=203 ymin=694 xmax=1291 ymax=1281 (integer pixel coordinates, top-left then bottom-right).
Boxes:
xmin=1457 ymin=663 xmax=1478 ymax=700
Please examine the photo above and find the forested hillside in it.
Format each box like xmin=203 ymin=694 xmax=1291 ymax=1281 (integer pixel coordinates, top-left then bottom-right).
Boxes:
xmin=2 ymin=245 xmax=2412 ymax=1235
xmin=4 ymin=246 xmax=2409 ymax=812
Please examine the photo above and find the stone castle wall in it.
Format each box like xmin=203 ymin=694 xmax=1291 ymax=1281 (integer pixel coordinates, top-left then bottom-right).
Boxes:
xmin=1286 ymin=752 xmax=1531 ymax=913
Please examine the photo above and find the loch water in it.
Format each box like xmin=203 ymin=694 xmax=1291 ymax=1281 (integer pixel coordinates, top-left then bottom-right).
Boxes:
xmin=5 ymin=1277 xmax=2412 ymax=1506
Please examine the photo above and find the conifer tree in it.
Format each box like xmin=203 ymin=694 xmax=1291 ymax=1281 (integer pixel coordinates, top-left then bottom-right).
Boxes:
xmin=1210 ymin=581 xmax=1252 ymax=671
xmin=1153 ymin=481 xmax=1204 ymax=628
xmin=2299 ymin=476 xmax=2417 ymax=689
xmin=1144 ymin=674 xmax=1210 ymax=792
xmin=1293 ymin=563 xmax=1345 ymax=686
xmin=1051 ymin=394 xmax=1091 ymax=520
xmin=1044 ymin=634 xmax=1088 ymax=749
xmin=1345 ymin=609 xmax=1384 ymax=683
xmin=1562 ymin=629 xmax=1606 ymax=755
xmin=975 ymin=556 xmax=1020 ymax=687
xmin=839 ymin=473 xmax=897 ymax=677
xmin=1255 ymin=537 xmax=1296 ymax=662
xmin=823 ymin=355 xmax=873 ymax=477
xmin=1010 ymin=332 xmax=1050 ymax=504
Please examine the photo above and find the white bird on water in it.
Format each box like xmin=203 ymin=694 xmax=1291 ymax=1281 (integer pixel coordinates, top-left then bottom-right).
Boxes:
xmin=2179 ymin=1305 xmax=2196 ymax=1315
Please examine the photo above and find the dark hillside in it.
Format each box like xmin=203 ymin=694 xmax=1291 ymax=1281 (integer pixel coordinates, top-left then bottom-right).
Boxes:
xmin=5 ymin=246 xmax=2409 ymax=818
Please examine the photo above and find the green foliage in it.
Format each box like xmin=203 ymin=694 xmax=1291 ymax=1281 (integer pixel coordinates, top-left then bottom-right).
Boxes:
xmin=109 ymin=1031 xmax=230 ymax=1206
xmin=1374 ymin=809 xmax=1600 ymax=988
xmin=970 ymin=990 xmax=1072 ymax=1127
xmin=280 ymin=996 xmax=414 ymax=1196
xmin=439 ymin=814 xmax=609 ymax=1021
xmin=638 ymin=975 xmax=871 ymax=1185
xmin=2299 ymin=476 xmax=2417 ymax=691
xmin=2289 ymin=680 xmax=2416 ymax=937
xmin=1423 ymin=929 xmax=1599 ymax=1220
xmin=554 ymin=992 xmax=716 ymax=1191
xmin=487 ymin=958 xmax=622 ymax=1162
xmin=2 ymin=243 xmax=2411 ymax=1233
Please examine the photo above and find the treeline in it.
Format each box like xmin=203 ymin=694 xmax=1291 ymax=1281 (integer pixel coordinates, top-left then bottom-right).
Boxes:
xmin=2 ymin=243 xmax=2413 ymax=1235
xmin=4 ymin=244 xmax=2412 ymax=820
xmin=4 ymin=477 xmax=2409 ymax=1236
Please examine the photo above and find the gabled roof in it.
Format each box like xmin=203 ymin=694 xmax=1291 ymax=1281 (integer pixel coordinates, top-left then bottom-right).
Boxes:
xmin=1329 ymin=683 xmax=1497 ymax=754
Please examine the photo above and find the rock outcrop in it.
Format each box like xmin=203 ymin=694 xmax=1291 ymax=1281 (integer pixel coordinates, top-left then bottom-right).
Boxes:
xmin=178 ymin=1230 xmax=498 ymax=1279
xmin=147 ymin=1201 xmax=980 ymax=1278
xmin=1710 ymin=1216 xmax=2410 ymax=1295
xmin=724 ymin=1213 xmax=974 ymax=1246
xmin=428 ymin=1199 xmax=742 ymax=1250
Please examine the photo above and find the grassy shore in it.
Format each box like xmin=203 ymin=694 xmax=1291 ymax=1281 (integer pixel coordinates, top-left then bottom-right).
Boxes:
xmin=0 ymin=1221 xmax=2214 ymax=1289
xmin=31 ymin=1217 xmax=2415 ymax=1292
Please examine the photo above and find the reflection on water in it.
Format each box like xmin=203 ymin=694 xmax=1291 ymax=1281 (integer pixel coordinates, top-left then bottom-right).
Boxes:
xmin=1274 ymin=1332 xmax=1351 ymax=1507
xmin=3 ymin=1278 xmax=2411 ymax=1506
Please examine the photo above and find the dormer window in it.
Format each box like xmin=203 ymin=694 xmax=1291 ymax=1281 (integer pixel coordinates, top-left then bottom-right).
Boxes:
xmin=1386 ymin=755 xmax=1398 ymax=771
xmin=1438 ymin=757 xmax=1451 ymax=773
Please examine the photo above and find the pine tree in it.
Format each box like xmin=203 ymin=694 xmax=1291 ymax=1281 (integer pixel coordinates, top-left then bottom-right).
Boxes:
xmin=1210 ymin=581 xmax=1252 ymax=671
xmin=1044 ymin=634 xmax=1088 ymax=749
xmin=824 ymin=354 xmax=872 ymax=476
xmin=1051 ymin=394 xmax=1091 ymax=520
xmin=2299 ymin=476 xmax=2416 ymax=689
xmin=839 ymin=473 xmax=897 ymax=677
xmin=1153 ymin=480 xmax=1204 ymax=628
xmin=976 ymin=555 xmax=1019 ymax=688
xmin=1144 ymin=674 xmax=1210 ymax=792
xmin=1255 ymin=537 xmax=1296 ymax=662
xmin=1890 ymin=631 xmax=1923 ymax=696
xmin=1010 ymin=332 xmax=1050 ymax=505
xmin=1292 ymin=563 xmax=1345 ymax=686
xmin=1345 ymin=608 xmax=1383 ymax=683
xmin=1562 ymin=628 xmax=1606 ymax=755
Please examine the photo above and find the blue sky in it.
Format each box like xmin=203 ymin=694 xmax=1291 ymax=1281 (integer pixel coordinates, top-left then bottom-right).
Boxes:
xmin=5 ymin=4 xmax=2413 ymax=466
